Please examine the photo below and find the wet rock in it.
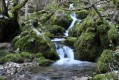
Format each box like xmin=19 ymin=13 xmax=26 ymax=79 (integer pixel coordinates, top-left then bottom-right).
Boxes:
xmin=72 ymin=76 xmax=92 ymax=80
xmin=0 ymin=43 xmax=13 ymax=53
xmin=0 ymin=62 xmax=39 ymax=78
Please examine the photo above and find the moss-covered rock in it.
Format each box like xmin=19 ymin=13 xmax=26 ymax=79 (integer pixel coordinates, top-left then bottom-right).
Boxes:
xmin=19 ymin=52 xmax=32 ymax=59
xmin=0 ymin=54 xmax=24 ymax=64
xmin=48 ymin=10 xmax=72 ymax=29
xmin=96 ymin=48 xmax=119 ymax=73
xmin=46 ymin=25 xmax=65 ymax=36
xmin=12 ymin=30 xmax=59 ymax=60
xmin=39 ymin=12 xmax=53 ymax=24
xmin=76 ymin=10 xmax=89 ymax=19
xmin=108 ymin=26 xmax=119 ymax=47
xmin=93 ymin=73 xmax=118 ymax=80
xmin=96 ymin=50 xmax=114 ymax=73
xmin=63 ymin=37 xmax=77 ymax=48
xmin=96 ymin=19 xmax=110 ymax=49
xmin=36 ymin=57 xmax=54 ymax=66
xmin=74 ymin=32 xmax=101 ymax=61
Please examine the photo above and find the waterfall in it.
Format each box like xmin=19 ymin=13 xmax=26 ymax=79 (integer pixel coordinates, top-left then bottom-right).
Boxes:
xmin=64 ymin=4 xmax=81 ymax=36
xmin=52 ymin=3 xmax=93 ymax=66
xmin=64 ymin=12 xmax=79 ymax=36
xmin=52 ymin=42 xmax=81 ymax=66
xmin=55 ymin=43 xmax=74 ymax=59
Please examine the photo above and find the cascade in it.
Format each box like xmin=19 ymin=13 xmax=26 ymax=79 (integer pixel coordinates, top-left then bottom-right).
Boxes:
xmin=64 ymin=3 xmax=81 ymax=36
xmin=52 ymin=3 xmax=92 ymax=67
xmin=64 ymin=12 xmax=81 ymax=36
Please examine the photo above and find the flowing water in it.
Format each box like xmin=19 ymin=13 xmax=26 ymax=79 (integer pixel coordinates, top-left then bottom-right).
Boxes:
xmin=3 ymin=3 xmax=95 ymax=80
xmin=52 ymin=4 xmax=93 ymax=67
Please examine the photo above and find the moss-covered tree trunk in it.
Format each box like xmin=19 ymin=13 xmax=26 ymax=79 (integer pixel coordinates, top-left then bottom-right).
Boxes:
xmin=0 ymin=0 xmax=28 ymax=42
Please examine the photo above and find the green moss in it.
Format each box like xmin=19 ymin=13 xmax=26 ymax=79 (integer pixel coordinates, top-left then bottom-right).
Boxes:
xmin=96 ymin=20 xmax=110 ymax=49
xmin=76 ymin=10 xmax=89 ymax=19
xmin=108 ymin=26 xmax=119 ymax=47
xmin=63 ymin=37 xmax=77 ymax=48
xmin=74 ymin=32 xmax=101 ymax=61
xmin=13 ymin=30 xmax=59 ymax=60
xmin=20 ymin=31 xmax=29 ymax=37
xmin=12 ymin=36 xmax=20 ymax=46
xmin=0 ymin=54 xmax=23 ymax=64
xmin=36 ymin=57 xmax=54 ymax=66
xmin=93 ymin=73 xmax=118 ymax=80
xmin=96 ymin=19 xmax=110 ymax=33
xmin=96 ymin=50 xmax=114 ymax=73
xmin=35 ymin=53 xmax=43 ymax=58
xmin=0 ymin=77 xmax=3 ymax=80
xmin=39 ymin=13 xmax=53 ymax=24
xmin=48 ymin=10 xmax=72 ymax=29
xmin=44 ymin=3 xmax=58 ymax=11
xmin=46 ymin=25 xmax=65 ymax=36
xmin=19 ymin=52 xmax=32 ymax=59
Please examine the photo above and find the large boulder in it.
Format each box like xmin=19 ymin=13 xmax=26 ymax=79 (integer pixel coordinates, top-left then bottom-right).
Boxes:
xmin=76 ymin=9 xmax=89 ymax=19
xmin=96 ymin=49 xmax=119 ymax=73
xmin=74 ymin=32 xmax=100 ymax=61
xmin=48 ymin=10 xmax=72 ymax=29
xmin=108 ymin=26 xmax=119 ymax=47
xmin=46 ymin=25 xmax=65 ymax=36
xmin=71 ymin=15 xmax=114 ymax=61
xmin=12 ymin=30 xmax=59 ymax=60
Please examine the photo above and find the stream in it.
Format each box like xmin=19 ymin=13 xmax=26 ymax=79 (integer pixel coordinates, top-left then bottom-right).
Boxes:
xmin=1 ymin=3 xmax=96 ymax=80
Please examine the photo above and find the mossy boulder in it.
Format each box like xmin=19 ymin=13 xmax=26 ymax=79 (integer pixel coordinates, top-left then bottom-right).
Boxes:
xmin=74 ymin=32 xmax=101 ymax=61
xmin=12 ymin=30 xmax=59 ymax=60
xmin=93 ymin=73 xmax=118 ymax=80
xmin=76 ymin=10 xmax=89 ymax=19
xmin=96 ymin=49 xmax=119 ymax=73
xmin=63 ymin=37 xmax=77 ymax=48
xmin=46 ymin=25 xmax=65 ymax=36
xmin=96 ymin=19 xmax=110 ymax=49
xmin=0 ymin=54 xmax=24 ymax=64
xmin=48 ymin=10 xmax=72 ymax=29
xmin=36 ymin=57 xmax=54 ymax=66
xmin=108 ymin=26 xmax=119 ymax=47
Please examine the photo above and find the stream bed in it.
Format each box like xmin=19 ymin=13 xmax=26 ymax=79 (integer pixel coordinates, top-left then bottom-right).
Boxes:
xmin=5 ymin=62 xmax=95 ymax=80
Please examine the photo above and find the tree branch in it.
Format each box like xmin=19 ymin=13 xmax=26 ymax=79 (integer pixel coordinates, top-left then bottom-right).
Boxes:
xmin=2 ymin=0 xmax=9 ymax=17
xmin=88 ymin=0 xmax=103 ymax=20
xmin=12 ymin=0 xmax=28 ymax=12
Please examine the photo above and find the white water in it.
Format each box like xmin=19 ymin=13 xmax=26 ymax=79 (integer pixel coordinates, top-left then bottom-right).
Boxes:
xmin=69 ymin=3 xmax=74 ymax=10
xmin=51 ymin=38 xmax=64 ymax=42
xmin=64 ymin=12 xmax=79 ymax=36
xmin=52 ymin=42 xmax=92 ymax=66
xmin=55 ymin=43 xmax=74 ymax=59
xmin=64 ymin=4 xmax=81 ymax=36
xmin=52 ymin=4 xmax=93 ymax=67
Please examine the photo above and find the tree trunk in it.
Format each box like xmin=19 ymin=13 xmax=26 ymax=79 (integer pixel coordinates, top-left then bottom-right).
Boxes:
xmin=0 ymin=0 xmax=28 ymax=42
